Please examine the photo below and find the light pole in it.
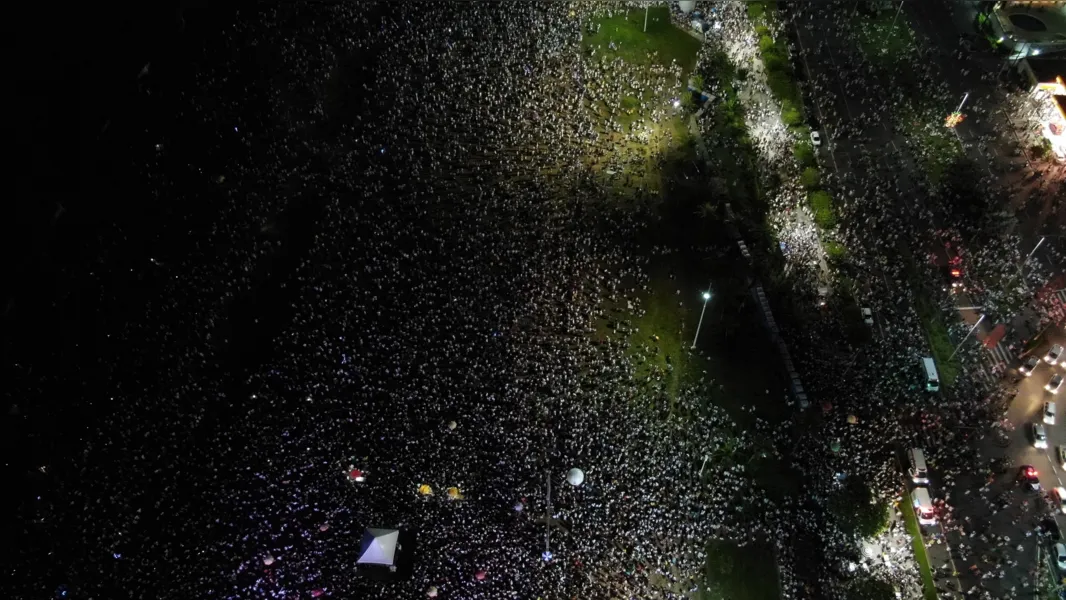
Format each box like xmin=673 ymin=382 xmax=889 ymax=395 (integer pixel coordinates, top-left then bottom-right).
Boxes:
xmin=691 ymin=288 xmax=712 ymax=349
xmin=643 ymin=4 xmax=649 ymax=33
xmin=949 ymin=314 xmax=985 ymax=361
xmin=954 ymin=92 xmax=970 ymax=116
xmin=880 ymin=0 xmax=904 ymax=50
xmin=544 ymin=470 xmax=552 ymax=559
xmin=1024 ymin=236 xmax=1047 ymax=265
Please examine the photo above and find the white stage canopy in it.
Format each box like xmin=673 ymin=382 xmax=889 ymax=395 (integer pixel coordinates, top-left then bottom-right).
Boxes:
xmin=357 ymin=528 xmax=399 ymax=566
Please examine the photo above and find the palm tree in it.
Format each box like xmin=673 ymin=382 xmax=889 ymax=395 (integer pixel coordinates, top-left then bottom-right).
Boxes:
xmin=695 ymin=202 xmax=715 ymax=221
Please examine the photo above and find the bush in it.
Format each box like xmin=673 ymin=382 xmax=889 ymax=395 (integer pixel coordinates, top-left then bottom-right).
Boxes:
xmin=809 ymin=191 xmax=836 ymax=229
xmin=691 ymin=74 xmax=704 ymax=91
xmin=1030 ymin=138 xmax=1052 ymax=158
xmin=782 ymin=105 xmax=804 ymax=126
xmin=794 ymin=142 xmax=816 ymax=167
xmin=747 ymin=1 xmax=766 ymax=21
xmin=801 ymin=166 xmax=821 ymax=189
xmin=766 ymin=70 xmax=796 ymax=104
xmin=759 ymin=35 xmax=776 ymax=54
xmin=831 ymin=479 xmax=891 ymax=539
xmin=847 ymin=577 xmax=897 ymax=600
xmin=825 ymin=240 xmax=847 ymax=260
xmin=755 ymin=24 xmax=770 ymax=37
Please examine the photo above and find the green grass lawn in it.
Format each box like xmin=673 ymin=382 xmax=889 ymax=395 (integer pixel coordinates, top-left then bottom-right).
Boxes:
xmin=900 ymin=500 xmax=939 ymax=600
xmin=580 ymin=6 xmax=700 ymax=199
xmin=702 ymin=540 xmax=781 ymax=600
xmin=914 ymin=294 xmax=960 ymax=389
xmin=582 ymin=6 xmax=701 ymax=79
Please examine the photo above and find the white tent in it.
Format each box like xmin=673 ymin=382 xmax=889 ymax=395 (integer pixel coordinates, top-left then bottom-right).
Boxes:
xmin=357 ymin=528 xmax=400 ymax=566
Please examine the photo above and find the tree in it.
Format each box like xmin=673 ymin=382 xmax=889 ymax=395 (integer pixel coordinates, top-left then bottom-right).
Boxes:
xmin=801 ymin=167 xmax=821 ymax=189
xmin=847 ymin=577 xmax=896 ymax=600
xmin=794 ymin=142 xmax=816 ymax=167
xmin=830 ymin=479 xmax=890 ymax=539
xmin=782 ymin=105 xmax=804 ymax=126
xmin=808 ymin=191 xmax=836 ymax=229
xmin=759 ymin=35 xmax=776 ymax=54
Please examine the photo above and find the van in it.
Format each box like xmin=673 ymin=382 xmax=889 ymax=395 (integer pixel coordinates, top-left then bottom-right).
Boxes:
xmin=908 ymin=448 xmax=929 ymax=485
xmin=911 ymin=488 xmax=937 ymax=526
xmin=922 ymin=357 xmax=940 ymax=392
xmin=1045 ymin=401 xmax=1057 ymax=425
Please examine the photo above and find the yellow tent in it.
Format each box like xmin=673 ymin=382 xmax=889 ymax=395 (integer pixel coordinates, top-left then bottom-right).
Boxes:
xmin=447 ymin=486 xmax=462 ymax=499
xmin=418 ymin=484 xmax=433 ymax=496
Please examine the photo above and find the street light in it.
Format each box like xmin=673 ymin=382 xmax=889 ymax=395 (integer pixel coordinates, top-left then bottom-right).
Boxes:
xmin=691 ymin=289 xmax=712 ymax=349
xmin=1024 ymin=236 xmax=1047 ymax=265
xmin=949 ymin=314 xmax=985 ymax=361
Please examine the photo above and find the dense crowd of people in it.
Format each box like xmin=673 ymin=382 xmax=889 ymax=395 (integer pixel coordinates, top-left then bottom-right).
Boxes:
xmin=708 ymin=1 xmax=1065 ymax=598
xmin=9 ymin=2 xmax=1065 ymax=600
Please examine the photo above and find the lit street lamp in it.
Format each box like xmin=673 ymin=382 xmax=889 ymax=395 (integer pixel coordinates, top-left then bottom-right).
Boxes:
xmin=1024 ymin=236 xmax=1046 ymax=265
xmin=691 ymin=288 xmax=712 ymax=349
xmin=949 ymin=314 xmax=985 ymax=361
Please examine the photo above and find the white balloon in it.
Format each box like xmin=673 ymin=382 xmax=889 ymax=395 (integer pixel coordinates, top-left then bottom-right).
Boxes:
xmin=262 ymin=554 xmax=275 ymax=566
xmin=678 ymin=1 xmax=696 ymax=14
xmin=566 ymin=468 xmax=584 ymax=486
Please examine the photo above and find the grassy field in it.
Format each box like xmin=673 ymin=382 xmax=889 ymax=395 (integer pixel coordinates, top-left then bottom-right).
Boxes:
xmin=581 ymin=6 xmax=701 ymax=198
xmin=900 ymin=499 xmax=939 ymax=600
xmin=582 ymin=10 xmax=797 ymax=597
xmin=702 ymin=540 xmax=782 ymax=600
xmin=582 ymin=6 xmax=701 ymax=79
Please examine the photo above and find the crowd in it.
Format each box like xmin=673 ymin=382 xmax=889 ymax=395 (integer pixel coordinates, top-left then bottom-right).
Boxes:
xmin=710 ymin=0 xmax=1066 ymax=598
xmin=9 ymin=1 xmax=1065 ymax=600
xmin=8 ymin=3 xmax=809 ymax=600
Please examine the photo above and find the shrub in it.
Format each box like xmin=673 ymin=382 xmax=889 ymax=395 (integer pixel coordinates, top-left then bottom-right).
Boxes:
xmin=801 ymin=166 xmax=821 ymax=189
xmin=794 ymin=142 xmax=816 ymax=167
xmin=830 ymin=479 xmax=891 ymax=539
xmin=809 ymin=191 xmax=836 ymax=229
xmin=759 ymin=35 xmax=776 ymax=54
xmin=691 ymin=74 xmax=705 ymax=91
xmin=766 ymin=70 xmax=794 ymax=102
xmin=755 ymin=25 xmax=770 ymax=37
xmin=747 ymin=2 xmax=766 ymax=21
xmin=782 ymin=105 xmax=804 ymax=126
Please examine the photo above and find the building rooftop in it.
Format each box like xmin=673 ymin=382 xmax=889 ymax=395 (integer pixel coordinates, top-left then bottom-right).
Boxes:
xmin=994 ymin=2 xmax=1066 ymax=45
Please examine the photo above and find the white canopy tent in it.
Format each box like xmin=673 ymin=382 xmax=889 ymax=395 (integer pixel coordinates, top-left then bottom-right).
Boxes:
xmin=357 ymin=528 xmax=400 ymax=566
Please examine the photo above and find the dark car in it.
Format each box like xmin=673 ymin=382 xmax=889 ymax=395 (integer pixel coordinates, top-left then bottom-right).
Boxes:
xmin=1019 ymin=465 xmax=1042 ymax=492
xmin=1040 ymin=517 xmax=1063 ymax=541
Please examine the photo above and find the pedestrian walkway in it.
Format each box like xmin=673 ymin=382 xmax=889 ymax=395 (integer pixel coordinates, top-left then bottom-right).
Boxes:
xmin=985 ymin=340 xmax=1012 ymax=370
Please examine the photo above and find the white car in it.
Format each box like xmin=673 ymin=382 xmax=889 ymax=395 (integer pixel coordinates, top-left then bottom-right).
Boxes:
xmin=810 ymin=130 xmax=822 ymax=147
xmin=1054 ymin=487 xmax=1066 ymax=514
xmin=1056 ymin=543 xmax=1066 ymax=572
xmin=861 ymin=307 xmax=874 ymax=326
xmin=1059 ymin=446 xmax=1066 ymax=470
xmin=1020 ymin=355 xmax=1040 ymax=377
xmin=1046 ymin=401 xmax=1058 ymax=425
xmin=1048 ymin=374 xmax=1064 ymax=395
xmin=1034 ymin=423 xmax=1049 ymax=449
xmin=1046 ymin=344 xmax=1064 ymax=365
